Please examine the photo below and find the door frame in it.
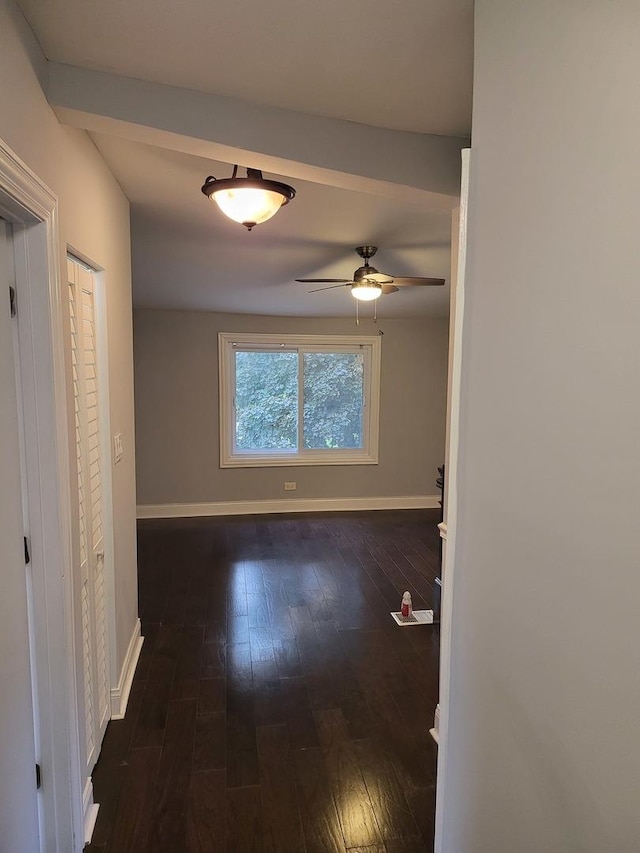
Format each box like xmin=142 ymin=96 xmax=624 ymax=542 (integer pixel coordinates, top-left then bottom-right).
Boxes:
xmin=0 ymin=138 xmax=83 ymax=850
xmin=434 ymin=148 xmax=470 ymax=853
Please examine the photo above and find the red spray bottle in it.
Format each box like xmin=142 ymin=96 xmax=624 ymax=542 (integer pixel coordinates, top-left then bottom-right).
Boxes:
xmin=401 ymin=591 xmax=412 ymax=619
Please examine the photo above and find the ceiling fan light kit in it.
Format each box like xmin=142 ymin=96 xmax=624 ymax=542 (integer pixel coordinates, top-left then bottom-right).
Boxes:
xmin=201 ymin=166 xmax=296 ymax=230
xmin=351 ymin=281 xmax=383 ymax=301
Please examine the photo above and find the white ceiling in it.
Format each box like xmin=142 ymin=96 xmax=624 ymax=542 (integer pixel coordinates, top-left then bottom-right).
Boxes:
xmin=92 ymin=134 xmax=453 ymax=318
xmin=18 ymin=0 xmax=473 ymax=137
xmin=18 ymin=0 xmax=471 ymax=319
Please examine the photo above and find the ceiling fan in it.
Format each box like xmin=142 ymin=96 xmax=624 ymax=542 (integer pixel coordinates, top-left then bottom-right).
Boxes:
xmin=295 ymin=246 xmax=445 ymax=301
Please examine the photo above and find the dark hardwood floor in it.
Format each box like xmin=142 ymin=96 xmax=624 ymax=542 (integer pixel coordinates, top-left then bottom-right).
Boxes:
xmin=86 ymin=509 xmax=441 ymax=852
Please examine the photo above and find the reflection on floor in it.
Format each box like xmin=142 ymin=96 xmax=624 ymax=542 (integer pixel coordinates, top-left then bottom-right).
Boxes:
xmin=86 ymin=509 xmax=440 ymax=852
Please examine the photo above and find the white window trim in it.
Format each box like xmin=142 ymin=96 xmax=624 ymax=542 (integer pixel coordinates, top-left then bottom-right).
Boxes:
xmin=219 ymin=332 xmax=381 ymax=468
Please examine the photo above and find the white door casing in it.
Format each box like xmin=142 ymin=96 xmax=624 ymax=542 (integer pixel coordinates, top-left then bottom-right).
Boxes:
xmin=0 ymin=137 xmax=82 ymax=850
xmin=434 ymin=148 xmax=470 ymax=853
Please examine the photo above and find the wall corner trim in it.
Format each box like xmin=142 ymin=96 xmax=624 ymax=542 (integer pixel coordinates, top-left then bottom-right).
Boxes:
xmin=110 ymin=618 xmax=143 ymax=721
xmin=136 ymin=495 xmax=441 ymax=519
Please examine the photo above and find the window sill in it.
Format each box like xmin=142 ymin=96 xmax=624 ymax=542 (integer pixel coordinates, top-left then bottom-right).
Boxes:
xmin=220 ymin=451 xmax=378 ymax=468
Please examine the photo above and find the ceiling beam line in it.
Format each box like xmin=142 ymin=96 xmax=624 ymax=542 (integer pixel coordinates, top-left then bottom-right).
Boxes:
xmin=48 ymin=63 xmax=467 ymax=207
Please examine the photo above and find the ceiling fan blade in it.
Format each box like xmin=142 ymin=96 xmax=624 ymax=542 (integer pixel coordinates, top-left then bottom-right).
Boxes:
xmin=391 ymin=276 xmax=446 ymax=287
xmin=364 ymin=272 xmax=394 ymax=284
xmin=380 ymin=284 xmax=399 ymax=295
xmin=295 ymin=278 xmax=351 ymax=283
xmin=308 ymin=283 xmax=352 ymax=293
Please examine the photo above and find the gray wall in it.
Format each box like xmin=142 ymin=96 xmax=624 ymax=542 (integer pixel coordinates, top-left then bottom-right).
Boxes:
xmin=442 ymin=2 xmax=640 ymax=851
xmin=134 ymin=309 xmax=448 ymax=505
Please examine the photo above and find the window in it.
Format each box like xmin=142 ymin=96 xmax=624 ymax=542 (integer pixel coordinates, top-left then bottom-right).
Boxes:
xmin=219 ymin=333 xmax=381 ymax=467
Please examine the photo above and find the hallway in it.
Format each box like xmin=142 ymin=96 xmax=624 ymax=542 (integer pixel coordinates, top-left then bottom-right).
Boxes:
xmin=86 ymin=510 xmax=440 ymax=852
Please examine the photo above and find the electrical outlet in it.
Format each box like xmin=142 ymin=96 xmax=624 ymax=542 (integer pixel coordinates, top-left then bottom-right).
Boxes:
xmin=284 ymin=482 xmax=297 ymax=491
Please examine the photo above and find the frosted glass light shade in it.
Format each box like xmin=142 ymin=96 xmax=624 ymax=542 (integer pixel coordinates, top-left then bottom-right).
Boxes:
xmin=202 ymin=168 xmax=295 ymax=230
xmin=351 ymin=281 xmax=382 ymax=301
xmin=213 ymin=188 xmax=286 ymax=227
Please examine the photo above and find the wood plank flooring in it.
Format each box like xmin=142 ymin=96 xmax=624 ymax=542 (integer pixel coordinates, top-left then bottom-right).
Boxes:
xmin=86 ymin=509 xmax=440 ymax=852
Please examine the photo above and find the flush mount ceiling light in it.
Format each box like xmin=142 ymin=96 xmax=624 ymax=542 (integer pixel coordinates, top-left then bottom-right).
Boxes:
xmin=201 ymin=166 xmax=296 ymax=231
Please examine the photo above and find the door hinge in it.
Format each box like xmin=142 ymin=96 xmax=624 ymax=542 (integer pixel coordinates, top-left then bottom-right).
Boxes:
xmin=24 ymin=536 xmax=30 ymax=565
xmin=9 ymin=285 xmax=16 ymax=318
xmin=35 ymin=763 xmax=42 ymax=790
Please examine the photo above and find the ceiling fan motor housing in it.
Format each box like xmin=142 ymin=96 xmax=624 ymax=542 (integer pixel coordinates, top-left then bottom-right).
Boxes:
xmin=354 ymin=264 xmax=379 ymax=281
xmin=353 ymin=247 xmax=391 ymax=283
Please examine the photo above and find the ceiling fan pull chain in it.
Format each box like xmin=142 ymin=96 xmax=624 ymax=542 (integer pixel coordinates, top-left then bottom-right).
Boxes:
xmin=356 ymin=299 xmax=359 ymax=326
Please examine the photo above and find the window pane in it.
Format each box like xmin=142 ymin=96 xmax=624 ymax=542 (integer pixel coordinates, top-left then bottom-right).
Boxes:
xmin=303 ymin=352 xmax=364 ymax=449
xmin=235 ymin=350 xmax=298 ymax=450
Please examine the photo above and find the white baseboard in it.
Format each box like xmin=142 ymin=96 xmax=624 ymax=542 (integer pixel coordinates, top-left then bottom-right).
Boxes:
xmin=83 ymin=777 xmax=99 ymax=844
xmin=137 ymin=495 xmax=440 ymax=519
xmin=110 ymin=618 xmax=143 ymax=721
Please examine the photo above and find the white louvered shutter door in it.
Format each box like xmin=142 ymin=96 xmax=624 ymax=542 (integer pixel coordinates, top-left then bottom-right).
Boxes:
xmin=68 ymin=259 xmax=110 ymax=781
xmin=80 ymin=267 xmax=110 ymax=742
